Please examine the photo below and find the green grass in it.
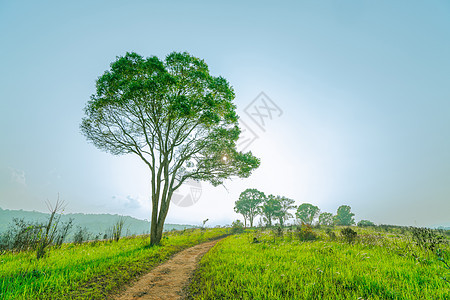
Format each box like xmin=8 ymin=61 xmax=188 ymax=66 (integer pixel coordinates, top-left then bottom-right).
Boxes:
xmin=188 ymin=228 xmax=450 ymax=299
xmin=0 ymin=228 xmax=228 ymax=299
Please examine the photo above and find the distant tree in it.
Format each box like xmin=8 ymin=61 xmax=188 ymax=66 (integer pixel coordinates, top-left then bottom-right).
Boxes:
xmin=260 ymin=195 xmax=281 ymax=226
xmin=234 ymin=188 xmax=265 ymax=227
xmin=357 ymin=219 xmax=375 ymax=227
xmin=296 ymin=203 xmax=320 ymax=225
xmin=274 ymin=196 xmax=296 ymax=226
xmin=318 ymin=212 xmax=334 ymax=226
xmin=334 ymin=205 xmax=355 ymax=226
xmin=81 ymin=52 xmax=260 ymax=245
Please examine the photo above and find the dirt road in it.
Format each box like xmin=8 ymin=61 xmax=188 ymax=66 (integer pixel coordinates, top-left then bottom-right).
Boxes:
xmin=114 ymin=238 xmax=222 ymax=300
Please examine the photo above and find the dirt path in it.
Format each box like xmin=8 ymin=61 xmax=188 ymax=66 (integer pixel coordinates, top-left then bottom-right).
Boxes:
xmin=114 ymin=238 xmax=222 ymax=300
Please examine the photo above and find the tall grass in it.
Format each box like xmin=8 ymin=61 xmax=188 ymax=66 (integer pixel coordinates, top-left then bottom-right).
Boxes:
xmin=0 ymin=228 xmax=228 ymax=299
xmin=189 ymin=227 xmax=449 ymax=300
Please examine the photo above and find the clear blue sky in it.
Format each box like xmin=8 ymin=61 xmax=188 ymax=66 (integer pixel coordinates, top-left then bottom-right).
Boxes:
xmin=1 ymin=0 xmax=449 ymax=227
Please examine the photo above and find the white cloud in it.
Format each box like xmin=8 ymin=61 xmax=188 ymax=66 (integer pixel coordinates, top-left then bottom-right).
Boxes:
xmin=9 ymin=167 xmax=26 ymax=187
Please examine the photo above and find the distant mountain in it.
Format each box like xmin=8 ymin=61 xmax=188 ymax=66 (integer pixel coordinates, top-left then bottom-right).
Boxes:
xmin=0 ymin=207 xmax=197 ymax=237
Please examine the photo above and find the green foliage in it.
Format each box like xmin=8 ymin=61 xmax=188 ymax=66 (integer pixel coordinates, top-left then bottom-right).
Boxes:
xmin=334 ymin=205 xmax=355 ymax=226
xmin=81 ymin=52 xmax=260 ymax=245
xmin=325 ymin=228 xmax=337 ymax=240
xmin=231 ymin=220 xmax=244 ymax=234
xmin=318 ymin=212 xmax=333 ymax=226
xmin=260 ymin=195 xmax=282 ymax=227
xmin=111 ymin=217 xmax=125 ymax=242
xmin=234 ymin=189 xmax=265 ymax=227
xmin=358 ymin=219 xmax=375 ymax=227
xmin=274 ymin=196 xmax=296 ymax=226
xmin=295 ymin=223 xmax=317 ymax=241
xmin=340 ymin=227 xmax=358 ymax=243
xmin=436 ymin=249 xmax=450 ymax=285
xmin=296 ymin=203 xmax=320 ymax=225
xmin=0 ymin=218 xmax=43 ymax=252
xmin=73 ymin=226 xmax=90 ymax=245
xmin=410 ymin=226 xmax=447 ymax=252
xmin=0 ymin=228 xmax=227 ymax=299
xmin=0 ymin=200 xmax=73 ymax=259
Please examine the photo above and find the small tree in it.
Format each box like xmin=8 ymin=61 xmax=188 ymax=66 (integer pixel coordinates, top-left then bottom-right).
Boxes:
xmin=234 ymin=188 xmax=265 ymax=227
xmin=296 ymin=203 xmax=320 ymax=225
xmin=341 ymin=227 xmax=357 ymax=243
xmin=260 ymin=195 xmax=281 ymax=227
xmin=112 ymin=217 xmax=125 ymax=242
xmin=334 ymin=205 xmax=355 ymax=226
xmin=318 ymin=212 xmax=334 ymax=226
xmin=275 ymin=196 xmax=296 ymax=226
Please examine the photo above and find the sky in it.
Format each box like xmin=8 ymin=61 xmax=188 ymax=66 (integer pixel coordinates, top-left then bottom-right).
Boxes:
xmin=1 ymin=0 xmax=449 ymax=227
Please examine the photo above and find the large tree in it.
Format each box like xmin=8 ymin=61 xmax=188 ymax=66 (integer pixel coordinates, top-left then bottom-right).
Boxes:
xmin=274 ymin=196 xmax=296 ymax=226
xmin=260 ymin=195 xmax=281 ymax=226
xmin=81 ymin=52 xmax=260 ymax=245
xmin=334 ymin=205 xmax=355 ymax=226
xmin=296 ymin=203 xmax=320 ymax=225
xmin=234 ymin=188 xmax=265 ymax=227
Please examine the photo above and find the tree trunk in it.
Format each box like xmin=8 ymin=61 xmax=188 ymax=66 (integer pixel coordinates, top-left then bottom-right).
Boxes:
xmin=150 ymin=191 xmax=172 ymax=246
xmin=150 ymin=215 xmax=166 ymax=245
xmin=150 ymin=194 xmax=160 ymax=245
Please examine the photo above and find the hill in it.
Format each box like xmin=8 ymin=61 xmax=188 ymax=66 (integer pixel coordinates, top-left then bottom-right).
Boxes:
xmin=0 ymin=207 xmax=197 ymax=237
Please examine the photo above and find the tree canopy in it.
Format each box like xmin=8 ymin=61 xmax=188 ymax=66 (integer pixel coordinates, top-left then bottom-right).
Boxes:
xmin=274 ymin=196 xmax=296 ymax=226
xmin=81 ymin=52 xmax=260 ymax=245
xmin=260 ymin=195 xmax=281 ymax=226
xmin=357 ymin=219 xmax=375 ymax=227
xmin=318 ymin=212 xmax=334 ymax=226
xmin=334 ymin=205 xmax=355 ymax=226
xmin=234 ymin=188 xmax=265 ymax=227
xmin=296 ymin=203 xmax=320 ymax=225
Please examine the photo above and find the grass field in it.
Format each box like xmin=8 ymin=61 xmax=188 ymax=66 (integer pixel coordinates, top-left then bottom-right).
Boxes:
xmin=188 ymin=227 xmax=450 ymax=300
xmin=0 ymin=228 xmax=227 ymax=299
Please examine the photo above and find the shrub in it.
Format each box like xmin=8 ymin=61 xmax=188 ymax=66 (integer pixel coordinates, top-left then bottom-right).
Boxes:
xmin=0 ymin=218 xmax=42 ymax=252
xmin=341 ymin=227 xmax=357 ymax=243
xmin=73 ymin=226 xmax=90 ymax=244
xmin=112 ymin=218 xmax=125 ymax=242
xmin=410 ymin=227 xmax=447 ymax=252
xmin=295 ymin=223 xmax=317 ymax=241
xmin=325 ymin=228 xmax=336 ymax=240
xmin=54 ymin=219 xmax=73 ymax=248
xmin=357 ymin=220 xmax=375 ymax=227
xmin=231 ymin=220 xmax=244 ymax=234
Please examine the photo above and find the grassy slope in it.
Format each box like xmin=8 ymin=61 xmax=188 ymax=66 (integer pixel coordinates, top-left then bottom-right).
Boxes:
xmin=189 ymin=228 xmax=450 ymax=300
xmin=0 ymin=228 xmax=227 ymax=300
